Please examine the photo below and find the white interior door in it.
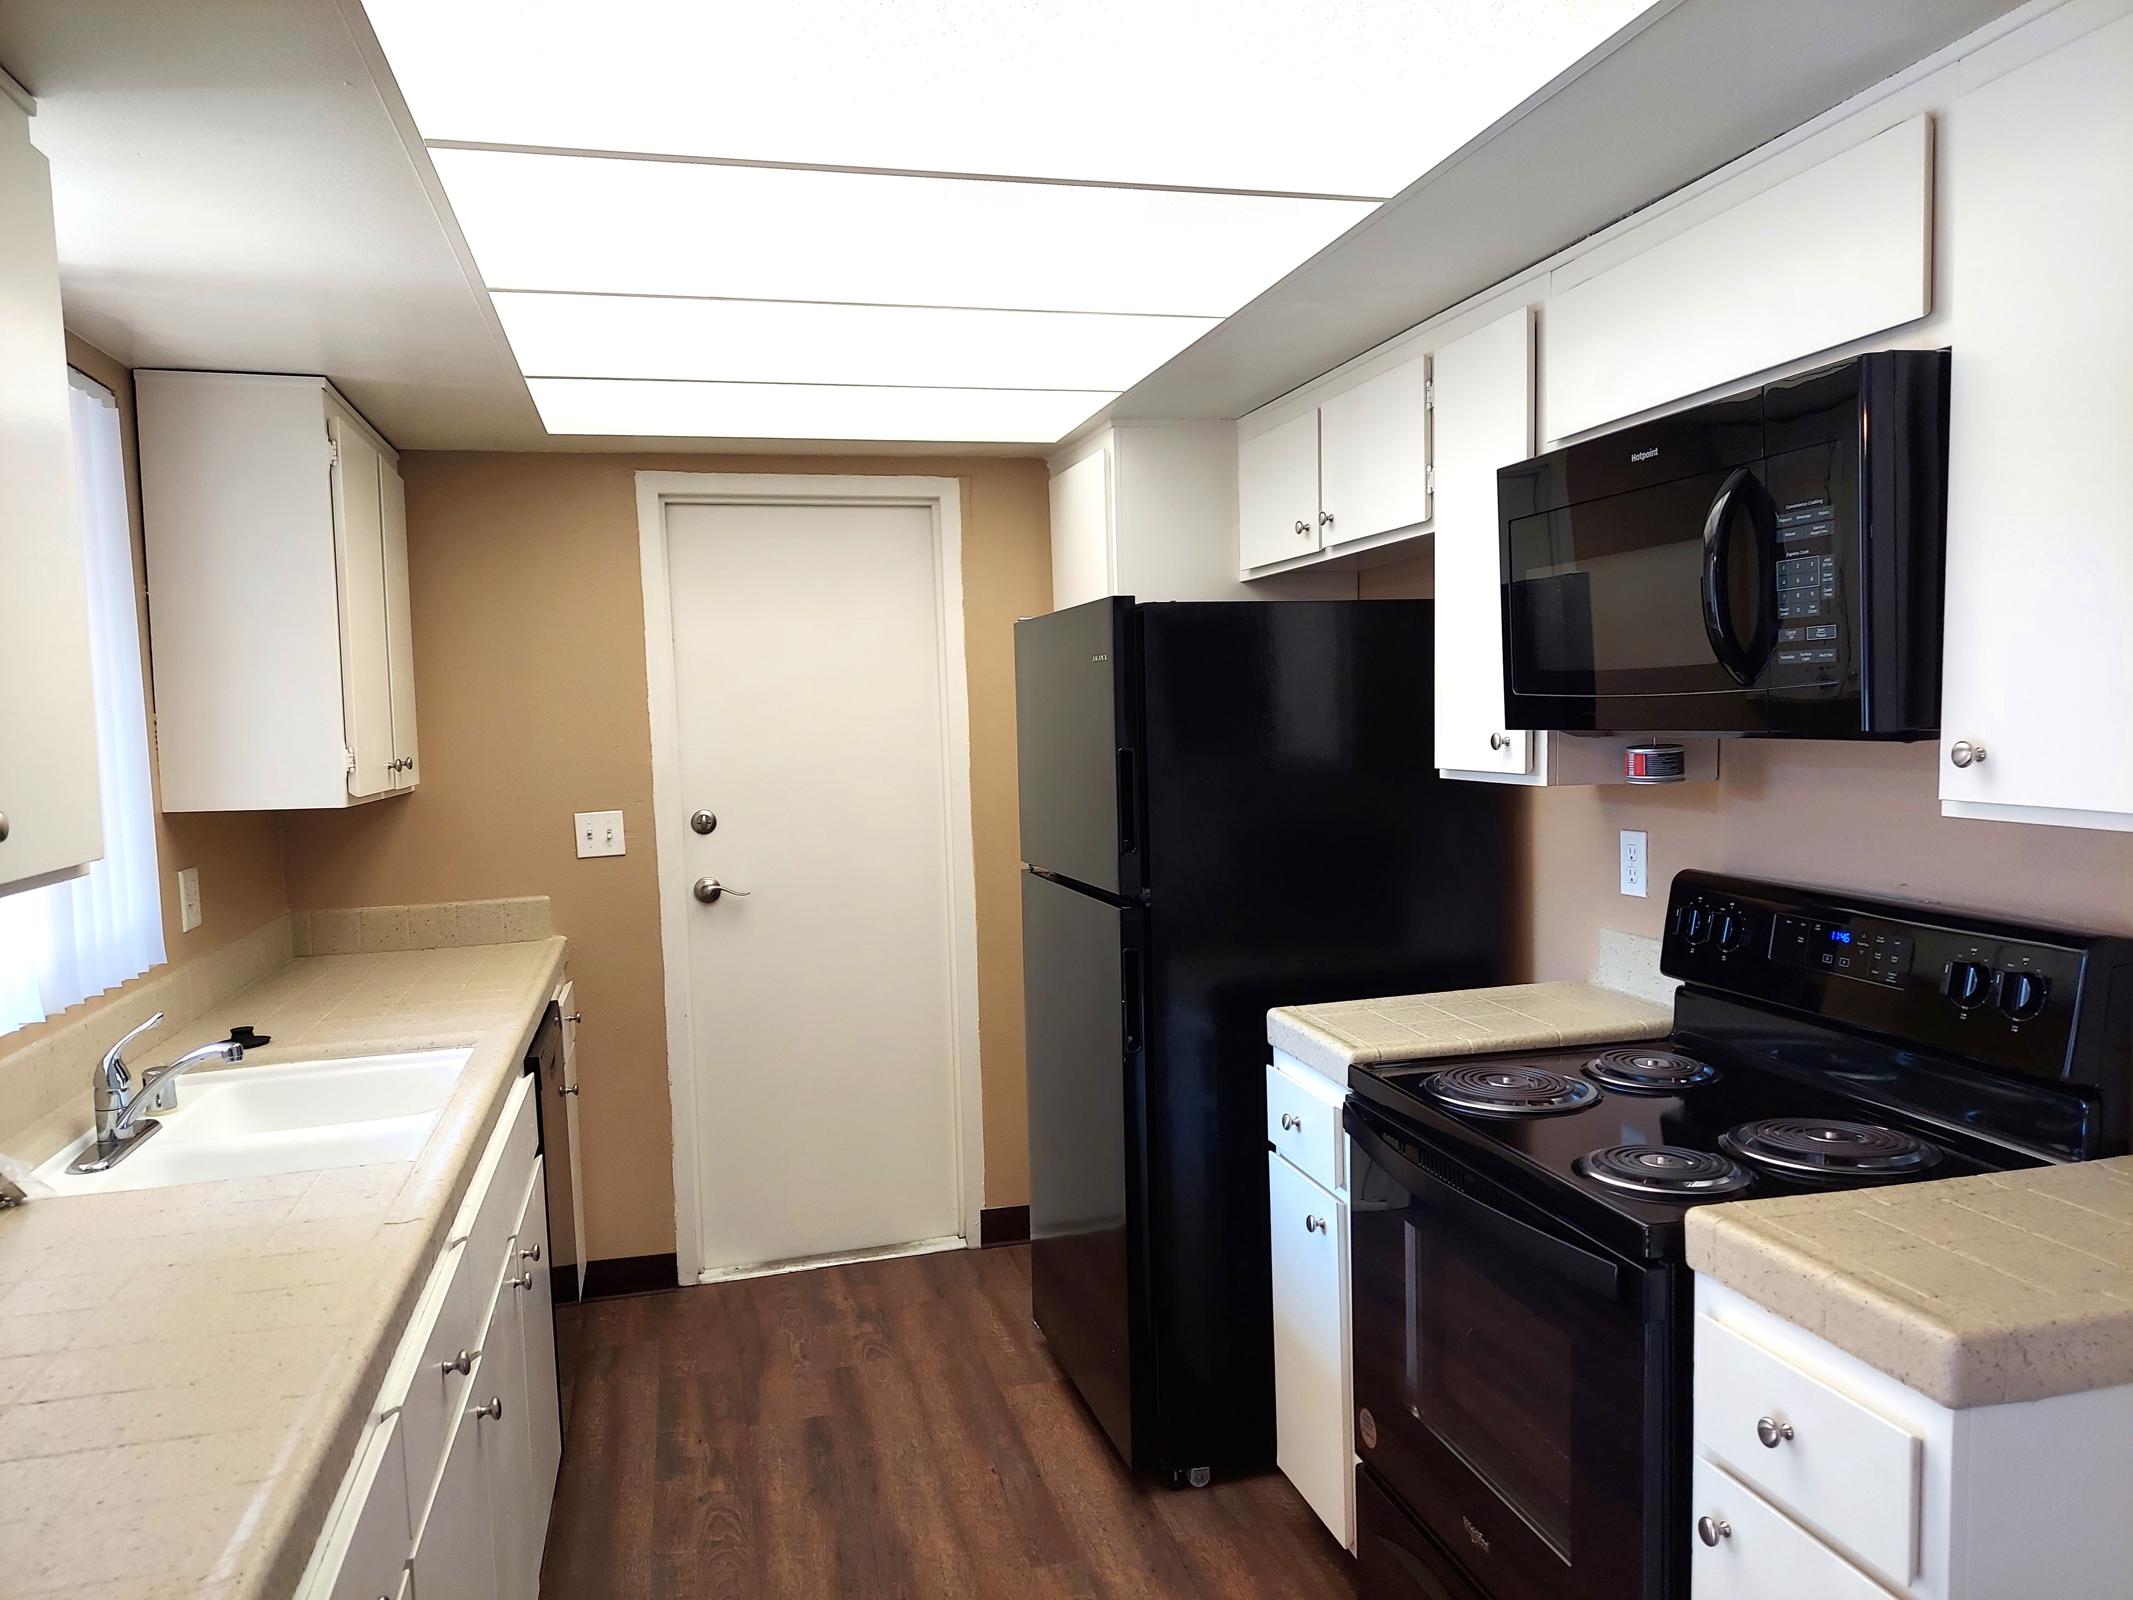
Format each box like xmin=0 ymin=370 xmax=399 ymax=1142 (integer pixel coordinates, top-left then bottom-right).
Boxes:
xmin=665 ymin=500 xmax=962 ymax=1274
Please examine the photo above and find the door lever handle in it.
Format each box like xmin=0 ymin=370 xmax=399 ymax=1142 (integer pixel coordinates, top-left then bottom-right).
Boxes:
xmin=693 ymin=878 xmax=751 ymax=904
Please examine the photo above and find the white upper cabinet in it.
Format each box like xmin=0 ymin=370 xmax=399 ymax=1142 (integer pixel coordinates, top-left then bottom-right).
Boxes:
xmin=1048 ymin=444 xmax=1111 ymax=610
xmin=1318 ymin=355 xmax=1431 ymax=548
xmin=1431 ymin=305 xmax=1537 ymax=779
xmin=0 ymin=95 xmax=102 ymax=896
xmin=138 ymin=372 xmax=421 ymax=811
xmin=1939 ymin=12 xmax=2133 ymax=833
xmin=1237 ymin=409 xmax=1322 ymax=569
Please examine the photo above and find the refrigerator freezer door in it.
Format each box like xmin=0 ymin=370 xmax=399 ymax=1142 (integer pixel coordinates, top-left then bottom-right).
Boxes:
xmin=1013 ymin=597 xmax=1139 ymax=899
xmin=1022 ymin=868 xmax=1150 ymax=1467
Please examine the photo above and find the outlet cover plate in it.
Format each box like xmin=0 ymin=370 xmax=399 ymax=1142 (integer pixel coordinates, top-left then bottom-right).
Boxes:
xmin=575 ymin=810 xmax=625 ymax=859
xmin=1620 ymin=830 xmax=1649 ymax=898
xmin=177 ymin=866 xmax=202 ymax=932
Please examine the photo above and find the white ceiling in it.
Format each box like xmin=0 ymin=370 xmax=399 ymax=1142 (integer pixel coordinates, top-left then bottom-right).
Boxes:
xmin=0 ymin=0 xmax=2025 ymax=453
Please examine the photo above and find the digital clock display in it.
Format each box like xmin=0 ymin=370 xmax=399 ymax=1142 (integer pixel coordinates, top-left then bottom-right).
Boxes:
xmin=1829 ymin=929 xmax=1852 ymax=945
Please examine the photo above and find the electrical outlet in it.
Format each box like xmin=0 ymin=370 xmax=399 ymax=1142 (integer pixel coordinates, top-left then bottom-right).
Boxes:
xmin=177 ymin=866 xmax=202 ymax=932
xmin=1619 ymin=830 xmax=1649 ymax=898
xmin=574 ymin=810 xmax=625 ymax=859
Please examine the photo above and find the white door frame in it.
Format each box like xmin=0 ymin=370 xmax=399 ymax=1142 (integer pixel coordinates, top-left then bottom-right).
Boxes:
xmin=636 ymin=472 xmax=984 ymax=1285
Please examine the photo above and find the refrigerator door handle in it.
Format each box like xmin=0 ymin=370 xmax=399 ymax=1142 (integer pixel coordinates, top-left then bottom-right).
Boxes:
xmin=1115 ymin=747 xmax=1138 ymax=858
xmin=1120 ymin=947 xmax=1146 ymax=1056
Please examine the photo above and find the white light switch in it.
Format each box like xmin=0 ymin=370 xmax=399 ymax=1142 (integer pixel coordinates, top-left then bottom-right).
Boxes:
xmin=177 ymin=866 xmax=203 ymax=932
xmin=574 ymin=810 xmax=625 ymax=858
xmin=1619 ymin=830 xmax=1649 ymax=898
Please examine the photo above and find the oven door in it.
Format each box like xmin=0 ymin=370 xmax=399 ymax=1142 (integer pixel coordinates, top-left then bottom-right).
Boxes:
xmin=1346 ymin=1099 xmax=1676 ymax=1600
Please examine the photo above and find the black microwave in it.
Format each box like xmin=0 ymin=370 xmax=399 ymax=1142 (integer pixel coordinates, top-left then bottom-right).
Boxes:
xmin=1498 ymin=350 xmax=1950 ymax=737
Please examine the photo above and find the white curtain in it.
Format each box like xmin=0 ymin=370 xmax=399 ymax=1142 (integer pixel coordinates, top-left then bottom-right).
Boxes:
xmin=0 ymin=371 xmax=166 ymax=1035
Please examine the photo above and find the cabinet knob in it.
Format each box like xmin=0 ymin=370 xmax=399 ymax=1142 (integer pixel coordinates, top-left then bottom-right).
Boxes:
xmin=1280 ymin=1112 xmax=1302 ymax=1132
xmin=1755 ymin=1415 xmax=1795 ymax=1449
xmin=512 ymin=1270 xmax=535 ymax=1291
xmin=1696 ymin=1514 xmax=1732 ymax=1547
xmin=1318 ymin=511 xmax=1334 ymax=528
xmin=440 ymin=1348 xmax=475 ymax=1376
xmin=470 ymin=1395 xmax=504 ymax=1422
xmin=1949 ymin=740 xmax=1987 ymax=769
xmin=1488 ymin=732 xmax=1510 ymax=751
xmin=561 ymin=1084 xmax=581 ymax=1097
xmin=521 ymin=1243 xmax=542 ymax=1263
xmin=1293 ymin=519 xmax=1311 ymax=537
xmin=0 ymin=811 xmax=9 ymax=842
xmin=1304 ymin=1215 xmax=1327 ymax=1234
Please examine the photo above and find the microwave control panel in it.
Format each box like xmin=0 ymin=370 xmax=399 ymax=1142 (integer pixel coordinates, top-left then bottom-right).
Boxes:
xmin=1769 ymin=496 xmax=1843 ymax=684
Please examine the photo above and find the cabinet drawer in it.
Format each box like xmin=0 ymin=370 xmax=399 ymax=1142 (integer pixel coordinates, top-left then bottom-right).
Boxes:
xmin=456 ymin=1074 xmax=539 ymax=1291
xmin=1265 ymin=1061 xmax=1343 ymax=1193
xmin=1689 ymin=1455 xmax=1890 ymax=1600
xmin=1694 ymin=1313 xmax=1921 ymax=1589
xmin=322 ymin=1414 xmax=411 ymax=1600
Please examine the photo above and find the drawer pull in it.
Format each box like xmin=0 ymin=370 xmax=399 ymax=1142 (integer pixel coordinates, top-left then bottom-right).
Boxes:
xmin=440 ymin=1349 xmax=476 ymax=1377
xmin=1756 ymin=1415 xmax=1796 ymax=1449
xmin=1280 ymin=1112 xmax=1302 ymax=1132
xmin=1697 ymin=1514 xmax=1732 ymax=1547
xmin=521 ymin=1243 xmax=543 ymax=1263
xmin=1304 ymin=1215 xmax=1327 ymax=1234
xmin=470 ymin=1395 xmax=504 ymax=1422
xmin=513 ymin=1270 xmax=536 ymax=1291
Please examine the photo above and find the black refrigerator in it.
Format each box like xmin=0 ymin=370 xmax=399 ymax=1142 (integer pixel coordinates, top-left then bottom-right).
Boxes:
xmin=1014 ymin=597 xmax=1509 ymax=1485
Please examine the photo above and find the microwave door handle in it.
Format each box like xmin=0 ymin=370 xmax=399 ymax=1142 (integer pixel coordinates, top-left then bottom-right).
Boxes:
xmin=1346 ymin=1107 xmax=1622 ymax=1301
xmin=1701 ymin=468 xmax=1758 ymax=684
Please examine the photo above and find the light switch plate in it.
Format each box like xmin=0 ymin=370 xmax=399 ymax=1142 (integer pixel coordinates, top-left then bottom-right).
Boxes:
xmin=177 ymin=866 xmax=202 ymax=932
xmin=1619 ymin=830 xmax=1649 ymax=898
xmin=575 ymin=810 xmax=625 ymax=859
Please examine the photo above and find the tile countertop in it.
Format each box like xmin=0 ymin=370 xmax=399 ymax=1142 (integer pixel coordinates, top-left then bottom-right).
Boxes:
xmin=0 ymin=937 xmax=567 ymax=1600
xmin=1267 ymin=981 xmax=1674 ymax=1083
xmin=1687 ymin=1159 xmax=2133 ymax=1409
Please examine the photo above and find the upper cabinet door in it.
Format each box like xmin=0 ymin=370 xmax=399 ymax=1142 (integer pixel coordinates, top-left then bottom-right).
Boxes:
xmin=1432 ymin=305 xmax=1536 ymax=778
xmin=1237 ymin=409 xmax=1320 ymax=570
xmin=329 ymin=412 xmax=396 ymax=799
xmin=1048 ymin=445 xmax=1112 ymax=610
xmin=380 ymin=454 xmax=420 ymax=787
xmin=0 ymin=101 xmax=102 ymax=895
xmin=1940 ymin=16 xmax=2133 ymax=832
xmin=1318 ymin=354 xmax=1431 ymax=548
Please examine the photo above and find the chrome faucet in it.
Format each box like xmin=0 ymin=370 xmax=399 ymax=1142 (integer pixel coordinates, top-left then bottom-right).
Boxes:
xmin=73 ymin=1014 xmax=244 ymax=1174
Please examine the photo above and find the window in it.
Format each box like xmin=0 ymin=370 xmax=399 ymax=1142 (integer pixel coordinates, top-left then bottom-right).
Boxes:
xmin=0 ymin=371 xmax=165 ymax=1035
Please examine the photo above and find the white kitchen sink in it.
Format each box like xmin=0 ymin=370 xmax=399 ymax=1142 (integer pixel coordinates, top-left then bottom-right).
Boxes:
xmin=34 ymin=1048 xmax=473 ymax=1195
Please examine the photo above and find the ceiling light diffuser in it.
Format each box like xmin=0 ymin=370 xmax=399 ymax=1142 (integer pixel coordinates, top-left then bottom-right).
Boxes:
xmin=433 ymin=150 xmax=1375 ymax=317
xmin=527 ymin=378 xmax=1111 ymax=444
xmin=491 ymin=293 xmax=1217 ymax=392
xmin=365 ymin=0 xmax=1655 ymax=198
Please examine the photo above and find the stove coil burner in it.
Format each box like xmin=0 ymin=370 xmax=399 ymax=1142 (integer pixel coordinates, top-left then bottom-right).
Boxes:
xmin=1573 ymin=1145 xmax=1752 ymax=1199
xmin=1582 ymin=1048 xmax=1720 ymax=1093
xmin=1719 ymin=1118 xmax=1941 ymax=1179
xmin=1423 ymin=1064 xmax=1600 ymax=1118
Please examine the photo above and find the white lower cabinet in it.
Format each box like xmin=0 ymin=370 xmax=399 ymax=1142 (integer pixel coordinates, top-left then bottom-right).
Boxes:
xmin=1266 ymin=1052 xmax=1354 ymax=1551
xmin=1688 ymin=1455 xmax=1890 ymax=1600
xmin=300 ymin=1074 xmax=558 ymax=1600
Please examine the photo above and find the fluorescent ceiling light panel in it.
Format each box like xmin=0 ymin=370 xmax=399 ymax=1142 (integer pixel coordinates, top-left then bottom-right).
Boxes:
xmin=365 ymin=0 xmax=1655 ymax=197
xmin=431 ymin=150 xmax=1375 ymax=317
xmin=491 ymin=293 xmax=1217 ymax=391
xmin=527 ymin=378 xmax=1108 ymax=444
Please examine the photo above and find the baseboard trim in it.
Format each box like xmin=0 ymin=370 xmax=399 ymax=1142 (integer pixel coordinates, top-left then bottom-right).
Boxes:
xmin=579 ymin=1251 xmax=681 ymax=1300
xmin=980 ymin=1204 xmax=1030 ymax=1247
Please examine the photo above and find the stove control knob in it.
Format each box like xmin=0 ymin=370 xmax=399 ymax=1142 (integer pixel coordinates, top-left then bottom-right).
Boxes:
xmin=1715 ymin=905 xmax=1752 ymax=955
xmin=1944 ymin=959 xmax=1997 ymax=1012
xmin=1999 ymin=969 xmax=2050 ymax=1023
xmin=1680 ymin=898 xmax=1715 ymax=949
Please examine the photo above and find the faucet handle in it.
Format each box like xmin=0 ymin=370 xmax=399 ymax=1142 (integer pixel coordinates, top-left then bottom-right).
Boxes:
xmin=99 ymin=1012 xmax=166 ymax=1089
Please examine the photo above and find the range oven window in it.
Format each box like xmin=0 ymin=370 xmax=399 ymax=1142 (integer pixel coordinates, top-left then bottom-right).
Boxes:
xmin=1348 ymin=1103 xmax=1673 ymax=1600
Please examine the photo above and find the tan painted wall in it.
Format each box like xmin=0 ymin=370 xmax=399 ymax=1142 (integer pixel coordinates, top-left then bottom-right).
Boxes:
xmin=283 ymin=452 xmax=1050 ymax=1260
xmin=0 ymin=337 xmax=288 ymax=1071
xmin=1360 ymin=543 xmax=2133 ymax=976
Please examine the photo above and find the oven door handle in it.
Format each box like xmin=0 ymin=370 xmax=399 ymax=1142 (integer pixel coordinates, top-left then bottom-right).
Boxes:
xmin=1346 ymin=1106 xmax=1623 ymax=1302
xmin=1700 ymin=466 xmax=1777 ymax=687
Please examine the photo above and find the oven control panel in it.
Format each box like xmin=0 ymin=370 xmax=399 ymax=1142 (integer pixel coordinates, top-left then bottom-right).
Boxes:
xmin=1659 ymin=871 xmax=2133 ymax=1092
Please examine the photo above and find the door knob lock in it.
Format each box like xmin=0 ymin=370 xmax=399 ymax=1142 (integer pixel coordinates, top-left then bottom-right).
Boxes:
xmin=689 ymin=809 xmax=718 ymax=835
xmin=693 ymin=877 xmax=751 ymax=904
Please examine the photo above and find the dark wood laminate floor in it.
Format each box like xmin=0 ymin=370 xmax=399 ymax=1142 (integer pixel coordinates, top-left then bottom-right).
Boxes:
xmin=540 ymin=1244 xmax=1359 ymax=1600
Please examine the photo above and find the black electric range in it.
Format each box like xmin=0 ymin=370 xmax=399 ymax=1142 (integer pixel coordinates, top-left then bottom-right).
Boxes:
xmin=1345 ymin=871 xmax=2133 ymax=1600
